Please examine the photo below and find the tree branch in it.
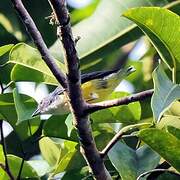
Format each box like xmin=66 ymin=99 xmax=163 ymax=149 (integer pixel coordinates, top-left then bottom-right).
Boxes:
xmin=86 ymin=89 xmax=154 ymax=113
xmin=100 ymin=123 xmax=151 ymax=158
xmin=11 ymin=0 xmax=67 ymax=89
xmin=48 ymin=1 xmax=111 ymax=179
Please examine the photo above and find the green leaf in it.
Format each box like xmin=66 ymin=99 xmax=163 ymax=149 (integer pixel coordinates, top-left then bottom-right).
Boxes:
xmin=123 ymin=7 xmax=180 ymax=69
xmin=7 ymin=155 xmax=39 ymax=179
xmin=151 ymin=65 xmax=180 ymax=122
xmin=0 ymin=145 xmax=5 ymax=163
xmin=11 ymin=64 xmax=58 ymax=85
xmin=9 ymin=43 xmax=65 ymax=85
xmin=91 ymin=92 xmax=141 ymax=124
xmin=138 ymin=128 xmax=180 ymax=171
xmin=108 ymin=142 xmax=137 ymax=180
xmin=91 ymin=109 xmax=114 ymax=123
xmin=0 ymin=44 xmax=13 ymax=57
xmin=157 ymin=116 xmax=180 ymax=130
xmin=39 ymin=137 xmax=61 ymax=167
xmin=13 ymin=88 xmax=38 ymax=124
xmin=43 ymin=115 xmax=78 ymax=142
xmin=136 ymin=145 xmax=160 ymax=176
xmin=0 ymin=93 xmax=40 ymax=140
xmin=108 ymin=143 xmax=160 ymax=180
xmin=110 ymin=92 xmax=141 ymax=123
xmin=0 ymin=168 xmax=9 ymax=180
xmin=167 ymin=126 xmax=180 ymax=139
xmin=50 ymin=0 xmax=169 ymax=70
xmin=53 ymin=141 xmax=78 ymax=175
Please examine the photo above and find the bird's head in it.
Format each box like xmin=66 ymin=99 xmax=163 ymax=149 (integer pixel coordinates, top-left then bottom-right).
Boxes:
xmin=32 ymin=88 xmax=68 ymax=117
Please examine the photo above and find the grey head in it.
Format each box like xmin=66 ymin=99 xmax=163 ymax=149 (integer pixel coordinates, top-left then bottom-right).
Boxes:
xmin=32 ymin=87 xmax=65 ymax=117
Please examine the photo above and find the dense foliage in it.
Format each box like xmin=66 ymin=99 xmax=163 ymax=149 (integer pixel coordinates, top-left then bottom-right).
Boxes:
xmin=0 ymin=0 xmax=180 ymax=179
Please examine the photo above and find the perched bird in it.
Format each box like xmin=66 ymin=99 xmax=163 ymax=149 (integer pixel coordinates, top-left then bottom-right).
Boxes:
xmin=32 ymin=66 xmax=135 ymax=116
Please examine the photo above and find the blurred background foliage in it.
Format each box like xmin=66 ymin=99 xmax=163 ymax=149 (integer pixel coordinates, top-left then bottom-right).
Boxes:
xmin=0 ymin=0 xmax=180 ymax=179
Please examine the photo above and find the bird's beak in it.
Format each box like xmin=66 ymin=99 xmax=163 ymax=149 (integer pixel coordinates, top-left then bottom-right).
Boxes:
xmin=32 ymin=108 xmax=41 ymax=117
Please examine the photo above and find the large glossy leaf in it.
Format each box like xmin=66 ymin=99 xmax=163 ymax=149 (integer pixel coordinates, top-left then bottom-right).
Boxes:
xmin=9 ymin=43 xmax=65 ymax=85
xmin=108 ymin=142 xmax=137 ymax=180
xmin=52 ymin=141 xmax=78 ymax=175
xmin=136 ymin=145 xmax=160 ymax=176
xmin=39 ymin=137 xmax=61 ymax=167
xmin=50 ymin=0 xmax=170 ymax=69
xmin=123 ymin=7 xmax=180 ymax=70
xmin=11 ymin=64 xmax=58 ymax=85
xmin=138 ymin=128 xmax=180 ymax=171
xmin=151 ymin=65 xmax=180 ymax=122
xmin=108 ymin=143 xmax=160 ymax=180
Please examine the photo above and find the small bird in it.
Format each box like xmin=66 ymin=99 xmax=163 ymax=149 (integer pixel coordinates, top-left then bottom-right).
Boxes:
xmin=32 ymin=66 xmax=135 ymax=116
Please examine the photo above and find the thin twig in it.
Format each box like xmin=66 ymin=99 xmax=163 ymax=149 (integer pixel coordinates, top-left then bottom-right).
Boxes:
xmin=48 ymin=1 xmax=112 ymax=179
xmin=0 ymin=121 xmax=15 ymax=180
xmin=16 ymin=158 xmax=24 ymax=180
xmin=10 ymin=0 xmax=67 ymax=89
xmin=0 ymin=80 xmax=14 ymax=179
xmin=100 ymin=123 xmax=152 ymax=158
xmin=137 ymin=169 xmax=180 ymax=180
xmin=86 ymin=89 xmax=154 ymax=113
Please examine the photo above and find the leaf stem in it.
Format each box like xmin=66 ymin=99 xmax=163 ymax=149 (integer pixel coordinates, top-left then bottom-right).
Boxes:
xmin=16 ymin=158 xmax=24 ymax=180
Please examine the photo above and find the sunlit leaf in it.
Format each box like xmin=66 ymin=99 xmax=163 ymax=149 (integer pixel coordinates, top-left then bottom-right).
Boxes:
xmin=0 ymin=44 xmax=13 ymax=57
xmin=50 ymin=0 xmax=170 ymax=70
xmin=11 ymin=64 xmax=58 ymax=85
xmin=123 ymin=7 xmax=180 ymax=70
xmin=53 ymin=141 xmax=78 ymax=175
xmin=9 ymin=43 xmax=65 ymax=85
xmin=138 ymin=128 xmax=180 ymax=171
xmin=39 ymin=137 xmax=61 ymax=167
xmin=157 ymin=116 xmax=180 ymax=130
